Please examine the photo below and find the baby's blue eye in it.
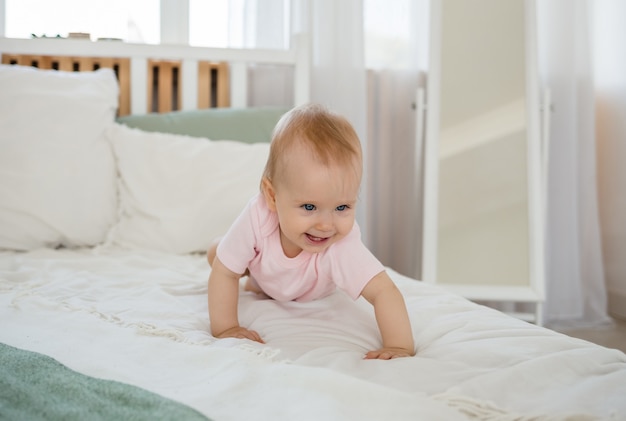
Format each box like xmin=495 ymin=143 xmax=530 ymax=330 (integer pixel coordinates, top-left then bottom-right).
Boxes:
xmin=302 ymin=204 xmax=316 ymax=211
xmin=336 ymin=205 xmax=348 ymax=211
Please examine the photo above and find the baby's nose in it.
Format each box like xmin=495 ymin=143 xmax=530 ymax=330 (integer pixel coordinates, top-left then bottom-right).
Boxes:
xmin=315 ymin=212 xmax=333 ymax=231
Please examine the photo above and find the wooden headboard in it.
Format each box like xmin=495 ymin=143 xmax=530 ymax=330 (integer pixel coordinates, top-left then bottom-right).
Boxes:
xmin=1 ymin=53 xmax=229 ymax=117
xmin=0 ymin=36 xmax=310 ymax=116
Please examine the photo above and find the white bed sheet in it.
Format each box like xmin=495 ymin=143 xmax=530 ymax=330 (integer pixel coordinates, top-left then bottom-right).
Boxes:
xmin=1 ymin=248 xmax=625 ymax=421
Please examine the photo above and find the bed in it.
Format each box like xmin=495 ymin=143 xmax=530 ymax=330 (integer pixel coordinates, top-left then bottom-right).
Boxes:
xmin=1 ymin=39 xmax=626 ymax=421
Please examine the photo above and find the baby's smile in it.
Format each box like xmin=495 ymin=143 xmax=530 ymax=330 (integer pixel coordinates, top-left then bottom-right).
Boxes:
xmin=305 ymin=233 xmax=331 ymax=244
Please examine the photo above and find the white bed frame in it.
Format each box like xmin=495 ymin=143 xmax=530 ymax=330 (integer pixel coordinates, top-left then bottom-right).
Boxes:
xmin=0 ymin=35 xmax=310 ymax=115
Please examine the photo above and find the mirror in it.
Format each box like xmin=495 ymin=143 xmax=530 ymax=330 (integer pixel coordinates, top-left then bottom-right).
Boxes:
xmin=422 ymin=0 xmax=545 ymax=322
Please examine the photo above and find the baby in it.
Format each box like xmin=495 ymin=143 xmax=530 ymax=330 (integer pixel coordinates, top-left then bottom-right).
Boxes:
xmin=207 ymin=103 xmax=415 ymax=359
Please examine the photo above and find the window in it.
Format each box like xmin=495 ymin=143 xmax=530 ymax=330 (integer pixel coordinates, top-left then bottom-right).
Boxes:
xmin=189 ymin=0 xmax=236 ymax=48
xmin=5 ymin=0 xmax=159 ymax=43
xmin=189 ymin=0 xmax=290 ymax=49
xmin=364 ymin=0 xmax=416 ymax=69
xmin=4 ymin=0 xmax=289 ymax=49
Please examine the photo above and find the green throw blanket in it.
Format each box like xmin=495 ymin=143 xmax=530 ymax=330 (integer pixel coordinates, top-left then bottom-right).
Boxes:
xmin=0 ymin=342 xmax=210 ymax=421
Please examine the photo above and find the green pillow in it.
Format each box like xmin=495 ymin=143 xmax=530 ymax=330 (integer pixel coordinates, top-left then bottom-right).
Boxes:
xmin=116 ymin=107 xmax=289 ymax=144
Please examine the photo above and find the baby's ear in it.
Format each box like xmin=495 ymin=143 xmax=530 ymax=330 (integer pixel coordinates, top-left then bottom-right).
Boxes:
xmin=261 ymin=177 xmax=277 ymax=211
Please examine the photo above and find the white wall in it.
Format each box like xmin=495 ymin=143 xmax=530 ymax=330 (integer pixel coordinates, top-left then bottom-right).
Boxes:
xmin=0 ymin=0 xmax=5 ymax=37
xmin=594 ymin=0 xmax=626 ymax=319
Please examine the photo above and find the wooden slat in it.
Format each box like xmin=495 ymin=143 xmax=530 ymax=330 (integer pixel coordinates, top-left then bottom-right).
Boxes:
xmin=117 ymin=59 xmax=131 ymax=116
xmin=98 ymin=57 xmax=114 ymax=70
xmin=216 ymin=62 xmax=230 ymax=107
xmin=146 ymin=60 xmax=155 ymax=113
xmin=158 ymin=61 xmax=173 ymax=113
xmin=57 ymin=56 xmax=74 ymax=71
xmin=176 ymin=65 xmax=182 ymax=112
xmin=197 ymin=61 xmax=212 ymax=109
xmin=37 ymin=56 xmax=54 ymax=69
xmin=161 ymin=62 xmax=174 ymax=113
xmin=77 ymin=57 xmax=93 ymax=71
xmin=18 ymin=55 xmax=33 ymax=66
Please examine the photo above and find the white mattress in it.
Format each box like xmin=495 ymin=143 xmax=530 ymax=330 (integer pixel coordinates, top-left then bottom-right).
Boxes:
xmin=1 ymin=247 xmax=625 ymax=421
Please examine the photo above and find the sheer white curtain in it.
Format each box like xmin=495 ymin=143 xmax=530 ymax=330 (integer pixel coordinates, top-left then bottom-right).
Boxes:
xmin=366 ymin=70 xmax=423 ymax=277
xmin=593 ymin=0 xmax=626 ymax=322
xmin=241 ymin=0 xmax=368 ymax=132
xmin=363 ymin=0 xmax=429 ymax=278
xmin=536 ymin=0 xmax=610 ymax=328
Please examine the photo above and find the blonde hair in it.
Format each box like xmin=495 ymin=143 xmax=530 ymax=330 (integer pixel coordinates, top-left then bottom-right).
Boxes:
xmin=262 ymin=103 xmax=362 ymax=186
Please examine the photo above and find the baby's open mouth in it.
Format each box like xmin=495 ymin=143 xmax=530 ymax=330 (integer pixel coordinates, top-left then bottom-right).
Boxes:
xmin=306 ymin=234 xmax=329 ymax=243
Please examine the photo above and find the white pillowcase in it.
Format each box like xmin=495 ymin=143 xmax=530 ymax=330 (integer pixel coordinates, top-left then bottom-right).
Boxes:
xmin=0 ymin=65 xmax=119 ymax=250
xmin=106 ymin=123 xmax=269 ymax=254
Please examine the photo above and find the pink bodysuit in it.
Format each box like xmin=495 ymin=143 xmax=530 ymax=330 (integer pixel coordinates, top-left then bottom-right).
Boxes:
xmin=216 ymin=193 xmax=385 ymax=302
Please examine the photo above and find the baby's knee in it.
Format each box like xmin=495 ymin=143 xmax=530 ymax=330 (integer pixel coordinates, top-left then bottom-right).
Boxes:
xmin=207 ymin=237 xmax=221 ymax=266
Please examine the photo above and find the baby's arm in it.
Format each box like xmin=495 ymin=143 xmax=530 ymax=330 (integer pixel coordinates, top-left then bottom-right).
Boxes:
xmin=208 ymin=256 xmax=264 ymax=343
xmin=360 ymin=271 xmax=415 ymax=359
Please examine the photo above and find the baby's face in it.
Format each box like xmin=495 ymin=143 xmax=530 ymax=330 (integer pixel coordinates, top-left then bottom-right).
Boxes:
xmin=266 ymin=147 xmax=361 ymax=258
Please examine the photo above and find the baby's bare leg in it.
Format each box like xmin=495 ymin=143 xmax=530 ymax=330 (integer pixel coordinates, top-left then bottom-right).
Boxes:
xmin=207 ymin=237 xmax=221 ymax=267
xmin=243 ymin=277 xmax=265 ymax=294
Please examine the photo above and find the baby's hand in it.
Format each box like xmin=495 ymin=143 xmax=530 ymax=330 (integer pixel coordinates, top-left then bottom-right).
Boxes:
xmin=215 ymin=326 xmax=265 ymax=344
xmin=364 ymin=347 xmax=414 ymax=360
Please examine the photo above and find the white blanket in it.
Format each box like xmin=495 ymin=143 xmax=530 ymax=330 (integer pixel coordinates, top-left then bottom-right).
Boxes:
xmin=1 ymin=248 xmax=625 ymax=421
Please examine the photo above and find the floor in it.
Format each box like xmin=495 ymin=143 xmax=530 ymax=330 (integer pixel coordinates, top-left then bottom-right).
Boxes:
xmin=554 ymin=316 xmax=626 ymax=354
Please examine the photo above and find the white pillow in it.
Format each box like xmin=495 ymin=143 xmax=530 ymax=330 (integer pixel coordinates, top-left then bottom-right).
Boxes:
xmin=0 ymin=65 xmax=119 ymax=250
xmin=106 ymin=123 xmax=269 ymax=254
